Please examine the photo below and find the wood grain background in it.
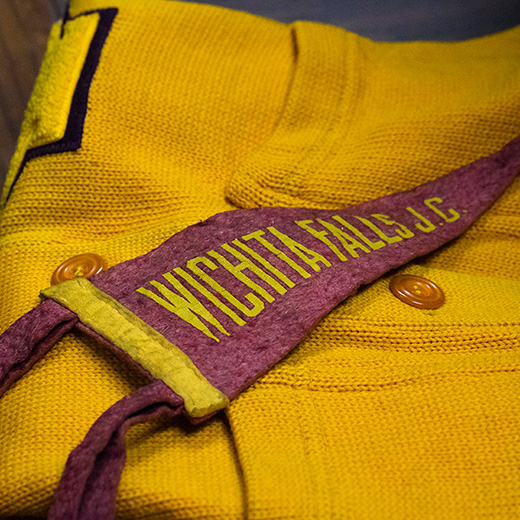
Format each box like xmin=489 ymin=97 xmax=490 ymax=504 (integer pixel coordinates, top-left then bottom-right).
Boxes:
xmin=1 ymin=0 xmax=66 ymax=187
xmin=2 ymin=0 xmax=520 ymax=190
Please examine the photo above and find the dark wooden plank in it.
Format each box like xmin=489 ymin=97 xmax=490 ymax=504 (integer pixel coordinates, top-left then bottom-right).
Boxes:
xmin=0 ymin=2 xmax=36 ymax=135
xmin=0 ymin=0 xmax=63 ymax=190
xmin=49 ymin=0 xmax=67 ymax=19
xmin=12 ymin=0 xmax=56 ymax=70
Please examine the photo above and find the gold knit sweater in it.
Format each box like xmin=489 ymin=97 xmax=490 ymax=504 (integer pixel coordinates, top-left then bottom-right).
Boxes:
xmin=1 ymin=0 xmax=519 ymax=518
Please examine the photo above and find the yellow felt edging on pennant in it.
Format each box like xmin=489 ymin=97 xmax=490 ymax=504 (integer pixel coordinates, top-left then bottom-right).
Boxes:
xmin=40 ymin=278 xmax=229 ymax=418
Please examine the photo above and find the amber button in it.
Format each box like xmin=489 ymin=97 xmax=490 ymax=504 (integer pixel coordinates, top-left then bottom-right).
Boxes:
xmin=389 ymin=274 xmax=445 ymax=309
xmin=51 ymin=253 xmax=107 ymax=285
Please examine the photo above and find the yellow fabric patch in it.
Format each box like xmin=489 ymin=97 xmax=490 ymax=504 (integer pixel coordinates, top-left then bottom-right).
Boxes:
xmin=41 ymin=278 xmax=229 ymax=418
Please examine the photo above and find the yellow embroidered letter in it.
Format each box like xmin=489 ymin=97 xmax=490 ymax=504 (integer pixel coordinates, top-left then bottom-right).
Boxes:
xmin=242 ymin=230 xmax=310 ymax=279
xmin=406 ymin=207 xmax=436 ymax=233
xmin=331 ymin=216 xmax=385 ymax=250
xmin=173 ymin=267 xmax=246 ymax=326
xmin=188 ymin=256 xmax=264 ymax=318
xmin=137 ymin=272 xmax=228 ymax=342
xmin=208 ymin=245 xmax=277 ymax=303
xmin=355 ymin=216 xmax=402 ymax=244
xmin=268 ymin=226 xmax=332 ymax=272
xmin=320 ymin=218 xmax=372 ymax=258
xmin=424 ymin=197 xmax=460 ymax=223
xmin=232 ymin=238 xmax=295 ymax=289
xmin=296 ymin=220 xmax=348 ymax=262
xmin=371 ymin=214 xmax=414 ymax=239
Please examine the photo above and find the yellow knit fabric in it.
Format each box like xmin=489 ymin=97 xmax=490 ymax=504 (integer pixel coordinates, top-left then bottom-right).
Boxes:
xmin=0 ymin=0 xmax=519 ymax=518
xmin=41 ymin=278 xmax=229 ymax=418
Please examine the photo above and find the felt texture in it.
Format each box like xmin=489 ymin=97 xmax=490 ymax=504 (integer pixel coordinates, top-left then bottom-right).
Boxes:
xmin=86 ymin=135 xmax=520 ymax=402
xmin=0 ymin=300 xmax=77 ymax=399
xmin=1 ymin=135 xmax=517 ymax=517
xmin=1 ymin=0 xmax=519 ymax=517
xmin=48 ymin=381 xmax=184 ymax=520
xmin=5 ymin=134 xmax=516 ymax=415
xmin=41 ymin=278 xmax=228 ymax=417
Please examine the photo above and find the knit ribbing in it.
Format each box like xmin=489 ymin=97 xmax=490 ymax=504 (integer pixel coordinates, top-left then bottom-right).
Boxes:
xmin=0 ymin=0 xmax=519 ymax=518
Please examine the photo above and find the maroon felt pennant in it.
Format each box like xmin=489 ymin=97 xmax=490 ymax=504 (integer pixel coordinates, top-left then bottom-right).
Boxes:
xmin=1 ymin=137 xmax=520 ymax=407
xmin=0 ymin=135 xmax=518 ymax=520
xmin=86 ymin=135 xmax=520 ymax=402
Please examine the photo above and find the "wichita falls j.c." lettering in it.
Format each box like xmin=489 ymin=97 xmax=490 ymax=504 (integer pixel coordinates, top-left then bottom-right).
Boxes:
xmin=136 ymin=197 xmax=461 ymax=341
